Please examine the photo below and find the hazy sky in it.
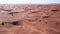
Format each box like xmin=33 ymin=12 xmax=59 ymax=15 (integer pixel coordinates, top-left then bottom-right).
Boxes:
xmin=0 ymin=0 xmax=60 ymax=4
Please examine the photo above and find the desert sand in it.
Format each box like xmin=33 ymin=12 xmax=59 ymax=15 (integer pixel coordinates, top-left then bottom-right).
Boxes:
xmin=0 ymin=4 xmax=60 ymax=34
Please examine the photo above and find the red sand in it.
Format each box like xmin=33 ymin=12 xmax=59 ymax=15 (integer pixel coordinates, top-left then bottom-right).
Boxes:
xmin=0 ymin=4 xmax=60 ymax=34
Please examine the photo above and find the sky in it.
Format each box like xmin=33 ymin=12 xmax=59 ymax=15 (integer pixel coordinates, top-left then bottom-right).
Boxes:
xmin=0 ymin=0 xmax=60 ymax=4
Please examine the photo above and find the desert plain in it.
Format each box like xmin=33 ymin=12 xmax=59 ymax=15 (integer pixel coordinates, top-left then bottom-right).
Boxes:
xmin=0 ymin=4 xmax=60 ymax=34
